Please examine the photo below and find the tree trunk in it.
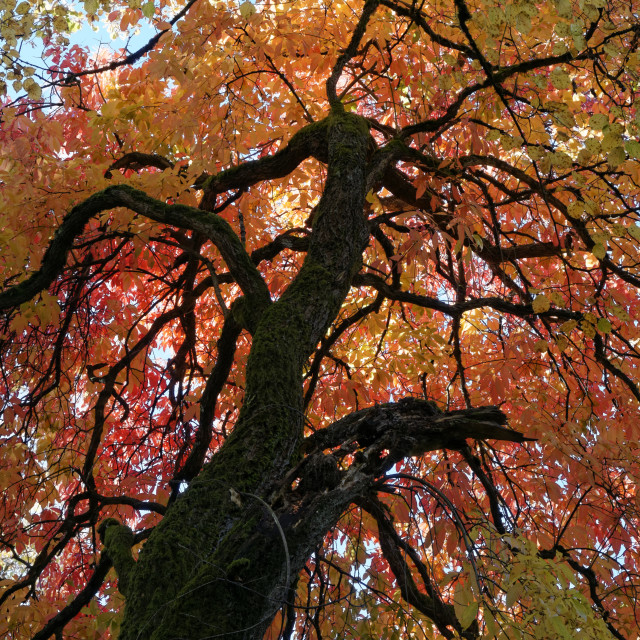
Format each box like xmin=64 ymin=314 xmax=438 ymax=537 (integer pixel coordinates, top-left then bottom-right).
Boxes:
xmin=114 ymin=107 xmax=371 ymax=640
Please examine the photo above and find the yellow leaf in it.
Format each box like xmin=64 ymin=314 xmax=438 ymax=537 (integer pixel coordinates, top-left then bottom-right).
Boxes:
xmin=611 ymin=305 xmax=630 ymax=321
xmin=550 ymin=151 xmax=572 ymax=169
xmin=601 ymin=133 xmax=623 ymax=152
xmin=459 ymin=600 xmax=478 ymax=630
xmin=584 ymin=138 xmax=601 ymax=154
xmin=239 ymin=1 xmax=256 ymax=18
xmin=527 ymin=145 xmax=545 ymax=160
xmin=581 ymin=321 xmax=596 ymax=338
xmin=549 ymin=291 xmax=564 ymax=306
xmin=560 ymin=320 xmax=577 ymax=333
xmin=566 ymin=201 xmax=584 ymax=218
xmin=532 ymin=294 xmax=551 ymax=313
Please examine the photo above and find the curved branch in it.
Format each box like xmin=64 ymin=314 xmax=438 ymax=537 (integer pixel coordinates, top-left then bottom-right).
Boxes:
xmin=29 ymin=528 xmax=152 ymax=640
xmin=201 ymin=117 xmax=330 ymax=203
xmin=97 ymin=519 xmax=136 ymax=598
xmin=104 ymin=152 xmax=174 ymax=178
xmin=250 ymin=229 xmax=310 ymax=264
xmin=539 ymin=545 xmax=627 ymax=640
xmin=594 ymin=334 xmax=640 ymax=403
xmin=94 ymin=494 xmax=167 ymax=515
xmin=30 ymin=554 xmax=112 ymax=640
xmin=360 ymin=494 xmax=467 ymax=639
xmin=0 ymin=185 xmax=270 ymax=313
xmin=303 ymin=293 xmax=384 ymax=408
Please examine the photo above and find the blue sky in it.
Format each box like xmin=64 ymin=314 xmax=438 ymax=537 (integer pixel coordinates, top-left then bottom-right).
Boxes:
xmin=5 ymin=10 xmax=157 ymax=102
xmin=67 ymin=11 xmax=156 ymax=60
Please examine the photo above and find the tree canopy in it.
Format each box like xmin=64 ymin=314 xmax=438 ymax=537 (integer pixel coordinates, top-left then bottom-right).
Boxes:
xmin=1 ymin=0 xmax=640 ymax=638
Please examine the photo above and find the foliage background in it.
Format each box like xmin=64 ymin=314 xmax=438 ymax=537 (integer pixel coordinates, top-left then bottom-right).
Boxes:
xmin=1 ymin=0 xmax=640 ymax=638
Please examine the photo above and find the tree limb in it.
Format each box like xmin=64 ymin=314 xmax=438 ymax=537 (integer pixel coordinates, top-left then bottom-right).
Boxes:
xmin=303 ymin=398 xmax=534 ymax=464
xmin=0 ymin=185 xmax=270 ymax=315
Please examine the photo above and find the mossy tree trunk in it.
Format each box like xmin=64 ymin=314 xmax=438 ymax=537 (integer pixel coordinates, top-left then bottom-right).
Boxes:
xmin=91 ymin=104 xmax=532 ymax=640
xmin=112 ymin=109 xmax=373 ymax=640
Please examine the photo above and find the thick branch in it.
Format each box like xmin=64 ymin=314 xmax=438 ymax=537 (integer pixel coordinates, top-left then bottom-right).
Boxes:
xmin=104 ymin=152 xmax=174 ymax=178
xmin=200 ymin=118 xmax=329 ymax=204
xmin=97 ymin=519 xmax=136 ymax=598
xmin=303 ymin=398 xmax=534 ymax=462
xmin=0 ymin=185 xmax=270 ymax=315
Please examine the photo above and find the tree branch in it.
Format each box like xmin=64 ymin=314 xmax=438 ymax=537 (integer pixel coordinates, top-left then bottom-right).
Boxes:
xmin=31 ymin=554 xmax=112 ymax=640
xmin=303 ymin=398 xmax=534 ymax=463
xmin=104 ymin=152 xmax=175 ymax=178
xmin=361 ymin=494 xmax=467 ymax=639
xmin=200 ymin=118 xmax=330 ymax=206
xmin=0 ymin=185 xmax=270 ymax=315
xmin=60 ymin=0 xmax=201 ymax=79
xmin=326 ymin=0 xmax=380 ymax=105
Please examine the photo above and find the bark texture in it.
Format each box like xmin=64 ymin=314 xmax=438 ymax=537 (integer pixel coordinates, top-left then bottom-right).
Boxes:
xmin=115 ymin=108 xmax=372 ymax=640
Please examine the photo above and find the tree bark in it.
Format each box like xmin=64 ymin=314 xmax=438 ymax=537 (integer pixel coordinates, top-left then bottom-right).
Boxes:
xmin=115 ymin=107 xmax=372 ymax=640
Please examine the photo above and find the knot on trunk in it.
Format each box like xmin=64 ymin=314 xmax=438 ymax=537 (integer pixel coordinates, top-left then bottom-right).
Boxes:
xmin=98 ymin=519 xmax=136 ymax=598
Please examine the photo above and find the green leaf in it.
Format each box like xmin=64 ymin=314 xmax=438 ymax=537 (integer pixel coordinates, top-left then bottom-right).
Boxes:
xmin=597 ymin=318 xmax=612 ymax=333
xmin=589 ymin=113 xmax=609 ymax=130
xmin=550 ymin=68 xmax=571 ymax=90
xmin=142 ymin=2 xmax=155 ymax=18
xmin=625 ymin=140 xmax=640 ymax=159
xmin=84 ymin=0 xmax=99 ymax=15
xmin=505 ymin=581 xmax=521 ymax=608
xmin=459 ymin=600 xmax=479 ymax=629
xmin=607 ymin=146 xmax=626 ymax=168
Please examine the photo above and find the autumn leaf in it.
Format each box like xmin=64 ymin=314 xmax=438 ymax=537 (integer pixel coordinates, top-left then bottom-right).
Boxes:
xmin=1 ymin=0 xmax=640 ymax=639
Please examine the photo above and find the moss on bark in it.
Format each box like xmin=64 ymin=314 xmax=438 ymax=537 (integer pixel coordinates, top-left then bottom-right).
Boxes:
xmin=116 ymin=110 xmax=371 ymax=640
xmin=98 ymin=519 xmax=136 ymax=599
